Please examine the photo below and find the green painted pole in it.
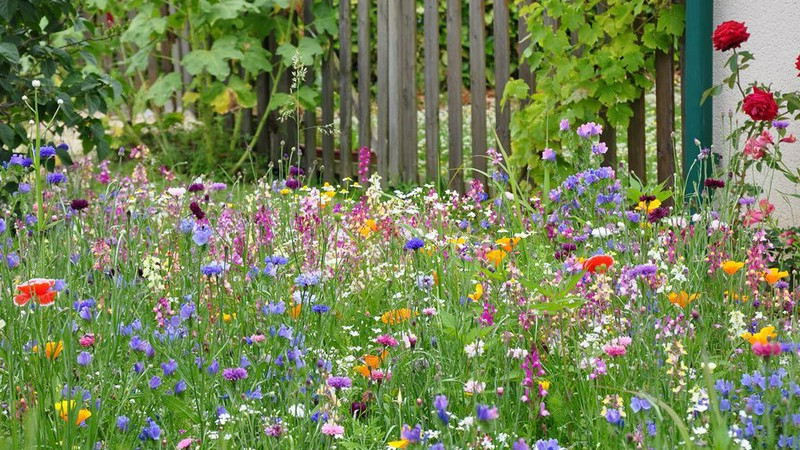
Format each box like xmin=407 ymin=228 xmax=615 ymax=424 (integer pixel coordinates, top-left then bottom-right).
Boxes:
xmin=682 ymin=0 xmax=713 ymax=198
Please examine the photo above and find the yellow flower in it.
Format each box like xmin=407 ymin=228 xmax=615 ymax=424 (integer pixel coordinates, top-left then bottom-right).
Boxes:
xmin=33 ymin=341 xmax=63 ymax=360
xmin=742 ymin=326 xmax=777 ymax=345
xmin=721 ymin=260 xmax=745 ymax=275
xmin=667 ymin=291 xmax=698 ymax=308
xmin=222 ymin=313 xmax=236 ymax=323
xmin=538 ymin=380 xmax=551 ymax=391
xmin=54 ymin=401 xmax=91 ymax=425
xmin=279 ymin=188 xmax=291 ymax=195
xmin=388 ymin=440 xmax=410 ymax=449
xmin=288 ymin=303 xmax=302 ymax=319
xmin=486 ymin=249 xmax=507 ymax=267
xmin=358 ymin=219 xmax=378 ymax=238
xmin=448 ymin=237 xmax=466 ymax=246
xmin=636 ymin=198 xmax=661 ymax=213
xmin=764 ymin=268 xmax=789 ymax=284
xmin=467 ymin=283 xmax=483 ymax=302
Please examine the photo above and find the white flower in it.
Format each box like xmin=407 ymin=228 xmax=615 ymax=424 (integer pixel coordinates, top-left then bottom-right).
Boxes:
xmin=591 ymin=227 xmax=614 ymax=238
xmin=167 ymin=187 xmax=186 ymax=197
xmin=464 ymin=379 xmax=486 ymax=395
xmin=288 ymin=404 xmax=306 ymax=417
xmin=56 ymin=98 xmax=64 ymax=105
xmin=32 ymin=80 xmax=41 ymax=88
xmin=464 ymin=340 xmax=485 ymax=358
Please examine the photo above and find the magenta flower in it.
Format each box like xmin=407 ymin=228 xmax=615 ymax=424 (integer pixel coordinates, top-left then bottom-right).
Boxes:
xmin=222 ymin=367 xmax=248 ymax=381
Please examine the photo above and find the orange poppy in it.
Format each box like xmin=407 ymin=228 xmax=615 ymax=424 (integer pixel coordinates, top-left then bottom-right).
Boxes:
xmin=33 ymin=341 xmax=63 ymax=360
xmin=495 ymin=237 xmax=521 ymax=252
xmin=764 ymin=268 xmax=789 ymax=284
xmin=583 ymin=255 xmax=614 ymax=274
xmin=721 ymin=260 xmax=744 ymax=275
xmin=486 ymin=249 xmax=507 ymax=267
xmin=14 ymin=278 xmax=57 ymax=307
xmin=289 ymin=303 xmax=302 ymax=319
xmin=381 ymin=308 xmax=413 ymax=325
xmin=668 ymin=291 xmax=698 ymax=308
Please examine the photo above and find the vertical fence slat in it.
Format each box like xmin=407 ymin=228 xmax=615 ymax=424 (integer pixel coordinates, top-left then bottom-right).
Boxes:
xmin=446 ymin=0 xmax=463 ymax=191
xmin=321 ymin=49 xmax=335 ymax=183
xmin=469 ymin=0 xmax=487 ymax=184
xmin=339 ymin=0 xmax=353 ymax=179
xmin=424 ymin=0 xmax=440 ymax=183
xmin=376 ymin=0 xmax=389 ymax=181
xmin=303 ymin=0 xmax=316 ymax=173
xmin=400 ymin=0 xmax=417 ymax=183
xmin=494 ymin=0 xmax=511 ymax=155
xmin=357 ymin=0 xmax=371 ymax=153
xmin=387 ymin=0 xmax=402 ymax=184
xmin=627 ymin=91 xmax=646 ymax=183
xmin=656 ymin=48 xmax=675 ymax=193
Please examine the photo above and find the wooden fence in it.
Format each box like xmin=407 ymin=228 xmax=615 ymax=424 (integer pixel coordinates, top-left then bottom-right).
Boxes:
xmin=142 ymin=0 xmax=680 ymax=192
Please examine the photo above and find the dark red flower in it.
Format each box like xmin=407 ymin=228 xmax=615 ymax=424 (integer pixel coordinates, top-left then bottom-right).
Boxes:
xmin=647 ymin=207 xmax=669 ymax=223
xmin=704 ymin=178 xmax=725 ymax=189
xmin=796 ymin=54 xmax=800 ymax=77
xmin=712 ymin=21 xmax=750 ymax=51
xmin=104 ymin=12 xmax=115 ymax=27
xmin=70 ymin=198 xmax=89 ymax=211
xmin=188 ymin=183 xmax=205 ymax=193
xmin=189 ymin=201 xmax=205 ymax=220
xmin=743 ymin=87 xmax=779 ymax=121
xmin=583 ymin=254 xmax=614 ymax=274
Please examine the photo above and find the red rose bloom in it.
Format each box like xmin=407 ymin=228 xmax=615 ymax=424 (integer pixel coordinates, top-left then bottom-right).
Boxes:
xmin=743 ymin=87 xmax=778 ymax=121
xmin=796 ymin=53 xmax=800 ymax=77
xmin=712 ymin=21 xmax=750 ymax=51
xmin=583 ymin=254 xmax=614 ymax=274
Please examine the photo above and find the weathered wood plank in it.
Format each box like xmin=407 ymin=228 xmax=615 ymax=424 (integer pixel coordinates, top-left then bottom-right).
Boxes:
xmin=656 ymin=48 xmax=675 ymax=192
xmin=387 ymin=0 xmax=402 ymax=184
xmin=321 ymin=50 xmax=335 ymax=183
xmin=339 ymin=0 xmax=353 ymax=179
xmin=303 ymin=0 xmax=316 ymax=173
xmin=357 ymin=0 xmax=371 ymax=153
xmin=424 ymin=0 xmax=440 ymax=184
xmin=469 ymin=0 xmax=487 ymax=184
xmin=376 ymin=0 xmax=389 ymax=181
xmin=400 ymin=0 xmax=417 ymax=183
xmin=494 ymin=0 xmax=511 ymax=155
xmin=600 ymin=109 xmax=617 ymax=168
xmin=446 ymin=0 xmax=463 ymax=191
xmin=627 ymin=91 xmax=646 ymax=183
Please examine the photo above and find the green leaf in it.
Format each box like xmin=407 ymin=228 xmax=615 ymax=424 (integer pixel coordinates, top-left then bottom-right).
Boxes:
xmin=657 ymin=4 xmax=684 ymax=37
xmin=146 ymin=72 xmax=182 ymax=107
xmin=0 ymin=43 xmax=19 ymax=64
xmin=700 ymin=84 xmax=722 ymax=106
xmin=120 ymin=7 xmax=167 ymax=47
xmin=501 ymin=79 xmax=530 ymax=107
xmin=182 ymin=39 xmax=243 ymax=80
xmin=203 ymin=0 xmax=253 ymax=25
xmin=0 ymin=123 xmax=15 ymax=148
xmin=240 ymin=44 xmax=272 ymax=74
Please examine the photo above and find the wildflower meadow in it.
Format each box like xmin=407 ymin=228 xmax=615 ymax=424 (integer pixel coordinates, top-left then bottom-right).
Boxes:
xmin=3 ymin=4 xmax=800 ymax=450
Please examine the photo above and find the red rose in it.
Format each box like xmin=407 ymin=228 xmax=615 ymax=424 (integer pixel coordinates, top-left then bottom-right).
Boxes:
xmin=796 ymin=54 xmax=800 ymax=77
xmin=743 ymin=87 xmax=778 ymax=121
xmin=712 ymin=21 xmax=750 ymax=51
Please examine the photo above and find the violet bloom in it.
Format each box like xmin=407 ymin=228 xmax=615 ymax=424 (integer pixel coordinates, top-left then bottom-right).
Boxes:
xmin=404 ymin=237 xmax=424 ymax=251
xmin=559 ymin=118 xmax=570 ymax=131
xmin=630 ymin=396 xmax=651 ymax=413
xmin=591 ymin=142 xmax=608 ymax=155
xmin=70 ymin=199 xmax=89 ymax=211
xmin=46 ymin=173 xmax=67 ymax=184
xmin=39 ymin=146 xmax=56 ymax=158
xmin=76 ymin=351 xmax=92 ymax=366
xmin=327 ymin=376 xmax=352 ymax=389
xmin=222 ymin=367 xmax=248 ymax=381
xmin=400 ymin=424 xmax=421 ymax=443
xmin=476 ymin=404 xmax=499 ymax=421
xmin=187 ymin=183 xmax=205 ymax=192
xmin=542 ymin=148 xmax=556 ymax=162
xmin=576 ymin=122 xmax=603 ymax=138
xmin=192 ymin=224 xmax=212 ymax=246
xmin=375 ymin=334 xmax=398 ymax=347
xmin=773 ymin=120 xmax=790 ymax=129
xmin=533 ymin=439 xmax=561 ymax=450
xmin=138 ymin=418 xmax=161 ymax=441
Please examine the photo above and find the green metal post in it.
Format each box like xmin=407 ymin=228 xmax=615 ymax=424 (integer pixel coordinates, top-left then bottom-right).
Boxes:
xmin=682 ymin=0 xmax=713 ymax=198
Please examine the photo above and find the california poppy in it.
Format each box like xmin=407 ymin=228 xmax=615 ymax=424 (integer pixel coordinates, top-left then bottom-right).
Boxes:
xmin=721 ymin=260 xmax=744 ymax=275
xmin=583 ymin=255 xmax=614 ymax=274
xmin=33 ymin=341 xmax=63 ymax=360
xmin=14 ymin=278 xmax=58 ymax=307
xmin=742 ymin=326 xmax=777 ymax=345
xmin=467 ymin=283 xmax=483 ymax=302
xmin=486 ymin=249 xmax=507 ymax=267
xmin=668 ymin=291 xmax=698 ymax=308
xmin=54 ymin=400 xmax=91 ymax=425
xmin=764 ymin=268 xmax=789 ymax=284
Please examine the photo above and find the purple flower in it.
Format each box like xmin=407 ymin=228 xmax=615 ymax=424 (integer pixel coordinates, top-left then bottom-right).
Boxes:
xmin=210 ymin=182 xmax=227 ymax=191
xmin=400 ymin=424 xmax=422 ymax=443
xmin=605 ymin=408 xmax=622 ymax=424
xmin=577 ymin=122 xmax=603 ymax=138
xmin=202 ymin=263 xmax=224 ymax=276
xmin=70 ymin=199 xmax=89 ymax=211
xmin=192 ymin=224 xmax=212 ymax=246
xmin=46 ymin=173 xmax=67 ymax=184
xmin=17 ymin=183 xmax=31 ymax=194
xmin=404 ymin=238 xmax=424 ymax=251
xmin=149 ymin=376 xmax=162 ymax=389
xmin=476 ymin=404 xmax=499 ymax=421
xmin=534 ymin=439 xmax=561 ymax=450
xmin=0 ymin=218 xmax=5 ymax=234
xmin=312 ymin=304 xmax=330 ymax=314
xmin=174 ymin=379 xmax=187 ymax=394
xmin=207 ymin=359 xmax=219 ymax=375
xmin=542 ymin=148 xmax=556 ymax=162
xmin=630 ymin=396 xmax=651 ymax=413
xmin=773 ymin=120 xmax=790 ymax=129
xmin=189 ymin=201 xmax=205 ymax=220
xmin=188 ymin=183 xmax=205 ymax=192
xmin=39 ymin=146 xmax=56 ymax=158
xmin=285 ymin=177 xmax=301 ymax=190
xmin=591 ymin=142 xmax=608 ymax=155
xmin=513 ymin=439 xmax=531 ymax=450
xmin=222 ymin=367 xmax=248 ymax=381
xmin=138 ymin=418 xmax=161 ymax=441
xmin=116 ymin=415 xmax=130 ymax=432
xmin=327 ymin=376 xmax=352 ymax=389
xmin=161 ymin=359 xmax=178 ymax=376
xmin=559 ymin=119 xmax=570 ymax=131
xmin=77 ymin=351 xmax=92 ymax=366
xmin=7 ymin=154 xmax=32 ymax=167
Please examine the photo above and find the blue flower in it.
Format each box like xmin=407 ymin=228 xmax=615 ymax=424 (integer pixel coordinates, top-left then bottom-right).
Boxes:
xmin=294 ymin=271 xmax=321 ymax=287
xmin=116 ymin=415 xmax=130 ymax=432
xmin=161 ymin=359 xmax=178 ymax=376
xmin=311 ymin=304 xmax=330 ymax=314
xmin=149 ymin=376 xmax=162 ymax=389
xmin=174 ymin=379 xmax=187 ymax=394
xmin=39 ymin=146 xmax=56 ymax=158
xmin=0 ymin=218 xmax=6 ymax=234
xmin=76 ymin=351 xmax=92 ymax=366
xmin=179 ymin=218 xmax=194 ymax=234
xmin=202 ymin=263 xmax=223 ymax=276
xmin=46 ymin=173 xmax=67 ymax=184
xmin=404 ymin=237 xmax=425 ymax=251
xmin=6 ymin=154 xmax=32 ymax=168
xmin=138 ymin=418 xmax=161 ymax=441
xmin=630 ymin=396 xmax=651 ymax=413
xmin=192 ymin=224 xmax=212 ymax=246
xmin=605 ymin=408 xmax=622 ymax=425
xmin=534 ymin=439 xmax=561 ymax=450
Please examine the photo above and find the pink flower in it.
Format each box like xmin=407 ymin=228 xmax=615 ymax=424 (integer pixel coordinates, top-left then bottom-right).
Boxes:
xmin=321 ymin=422 xmax=345 ymax=437
xmin=176 ymin=438 xmax=196 ymax=449
xmin=375 ymin=334 xmax=398 ymax=347
xmin=752 ymin=341 xmax=781 ymax=358
xmin=602 ymin=344 xmax=627 ymax=357
xmin=743 ymin=130 xmax=774 ymax=159
xmin=79 ymin=334 xmax=96 ymax=347
xmin=781 ymin=135 xmax=797 ymax=143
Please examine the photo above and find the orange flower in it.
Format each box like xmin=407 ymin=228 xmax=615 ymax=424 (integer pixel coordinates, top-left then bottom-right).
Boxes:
xmin=495 ymin=237 xmax=521 ymax=252
xmin=364 ymin=354 xmax=381 ymax=369
xmin=355 ymin=353 xmax=385 ymax=377
xmin=764 ymin=268 xmax=789 ymax=284
xmin=486 ymin=249 xmax=507 ymax=267
xmin=721 ymin=260 xmax=745 ymax=275
xmin=354 ymin=365 xmax=371 ymax=377
xmin=54 ymin=401 xmax=91 ymax=425
xmin=668 ymin=291 xmax=698 ymax=308
xmin=33 ymin=341 xmax=63 ymax=360
xmin=381 ymin=308 xmax=413 ymax=325
xmin=289 ymin=303 xmax=302 ymax=319
xmin=14 ymin=278 xmax=57 ymax=307
xmin=582 ymin=255 xmax=614 ymax=274
xmin=358 ymin=219 xmax=378 ymax=238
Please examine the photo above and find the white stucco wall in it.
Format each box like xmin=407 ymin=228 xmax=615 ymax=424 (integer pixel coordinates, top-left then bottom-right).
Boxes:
xmin=713 ymin=1 xmax=800 ymax=225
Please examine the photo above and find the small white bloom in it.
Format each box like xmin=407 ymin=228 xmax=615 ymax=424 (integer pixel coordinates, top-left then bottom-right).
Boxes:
xmin=56 ymin=98 xmax=64 ymax=105
xmin=32 ymin=80 xmax=41 ymax=88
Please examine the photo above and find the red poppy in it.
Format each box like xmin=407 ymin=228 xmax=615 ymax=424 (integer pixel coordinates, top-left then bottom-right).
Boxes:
xmin=583 ymin=255 xmax=614 ymax=274
xmin=14 ymin=279 xmax=57 ymax=307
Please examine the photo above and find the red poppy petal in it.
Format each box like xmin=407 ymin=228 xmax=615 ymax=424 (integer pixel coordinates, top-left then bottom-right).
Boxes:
xmin=36 ymin=291 xmax=57 ymax=306
xmin=13 ymin=294 xmax=31 ymax=307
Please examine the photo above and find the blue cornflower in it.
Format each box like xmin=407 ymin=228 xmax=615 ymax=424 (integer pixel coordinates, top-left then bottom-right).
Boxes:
xmin=201 ymin=263 xmax=223 ymax=276
xmin=434 ymin=394 xmax=449 ymax=424
xmin=149 ymin=376 xmax=162 ymax=389
xmin=404 ymin=237 xmax=425 ymax=251
xmin=0 ymin=218 xmax=6 ymax=234
xmin=294 ymin=271 xmax=321 ymax=287
xmin=46 ymin=173 xmax=67 ymax=184
xmin=245 ymin=386 xmax=263 ymax=400
xmin=192 ymin=224 xmax=212 ymax=246
xmin=178 ymin=218 xmax=194 ymax=234
xmin=311 ymin=304 xmax=330 ymax=314
xmin=263 ymin=301 xmax=286 ymax=315
xmin=534 ymin=439 xmax=561 ymax=450
xmin=138 ymin=418 xmax=161 ymax=441
xmin=39 ymin=146 xmax=56 ymax=158
xmin=605 ymin=408 xmax=622 ymax=425
xmin=161 ymin=359 xmax=178 ymax=376
xmin=174 ymin=379 xmax=187 ymax=395
xmin=179 ymin=302 xmax=195 ymax=320
xmin=207 ymin=359 xmax=219 ymax=375
xmin=475 ymin=404 xmax=499 ymax=421
xmin=265 ymin=255 xmax=289 ymax=265
xmin=76 ymin=351 xmax=92 ymax=366
xmin=116 ymin=415 xmax=130 ymax=432
xmin=6 ymin=154 xmax=32 ymax=168
xmin=714 ymin=379 xmax=734 ymax=396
